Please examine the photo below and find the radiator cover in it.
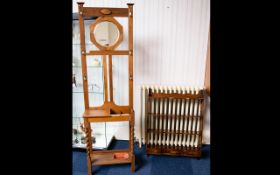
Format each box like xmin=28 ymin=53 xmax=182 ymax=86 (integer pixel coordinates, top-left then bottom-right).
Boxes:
xmin=141 ymin=86 xmax=206 ymax=157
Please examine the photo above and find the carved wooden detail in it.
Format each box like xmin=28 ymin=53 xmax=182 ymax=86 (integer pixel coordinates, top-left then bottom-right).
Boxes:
xmin=100 ymin=9 xmax=112 ymax=15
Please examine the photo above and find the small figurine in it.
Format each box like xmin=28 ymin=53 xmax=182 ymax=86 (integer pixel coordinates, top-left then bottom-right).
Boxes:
xmin=73 ymin=128 xmax=79 ymax=144
xmin=72 ymin=74 xmax=77 ymax=87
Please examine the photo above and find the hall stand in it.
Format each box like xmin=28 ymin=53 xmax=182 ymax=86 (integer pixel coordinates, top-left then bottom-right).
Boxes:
xmin=77 ymin=2 xmax=135 ymax=175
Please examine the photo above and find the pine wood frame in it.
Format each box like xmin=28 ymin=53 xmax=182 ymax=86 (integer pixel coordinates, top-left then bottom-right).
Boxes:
xmin=89 ymin=16 xmax=124 ymax=50
xmin=77 ymin=2 xmax=135 ymax=175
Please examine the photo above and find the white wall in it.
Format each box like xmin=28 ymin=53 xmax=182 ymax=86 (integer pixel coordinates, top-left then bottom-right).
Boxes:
xmin=73 ymin=0 xmax=210 ymax=144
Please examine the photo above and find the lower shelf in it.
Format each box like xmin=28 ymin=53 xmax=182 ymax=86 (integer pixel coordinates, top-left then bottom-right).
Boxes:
xmin=91 ymin=150 xmax=132 ymax=165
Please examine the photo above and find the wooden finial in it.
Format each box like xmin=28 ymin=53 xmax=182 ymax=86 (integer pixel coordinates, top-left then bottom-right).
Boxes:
xmin=77 ymin=1 xmax=84 ymax=6
xmin=127 ymin=3 xmax=134 ymax=6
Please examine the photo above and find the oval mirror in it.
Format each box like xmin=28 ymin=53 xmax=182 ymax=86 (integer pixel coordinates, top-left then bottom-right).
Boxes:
xmin=93 ymin=21 xmax=120 ymax=47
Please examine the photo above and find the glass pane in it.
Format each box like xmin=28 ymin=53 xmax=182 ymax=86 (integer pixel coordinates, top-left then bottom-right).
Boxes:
xmin=112 ymin=55 xmax=129 ymax=106
xmin=115 ymin=17 xmax=128 ymax=50
xmin=87 ymin=56 xmax=104 ymax=107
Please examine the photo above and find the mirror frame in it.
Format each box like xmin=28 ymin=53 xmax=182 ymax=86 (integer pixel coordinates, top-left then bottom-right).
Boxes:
xmin=90 ymin=16 xmax=123 ymax=50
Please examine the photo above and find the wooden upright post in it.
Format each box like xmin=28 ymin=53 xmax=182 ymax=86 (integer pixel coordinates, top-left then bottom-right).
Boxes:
xmin=109 ymin=55 xmax=114 ymax=102
xmin=103 ymin=55 xmax=108 ymax=102
xmin=128 ymin=3 xmax=134 ymax=108
xmin=78 ymin=2 xmax=90 ymax=109
xmin=127 ymin=3 xmax=135 ymax=172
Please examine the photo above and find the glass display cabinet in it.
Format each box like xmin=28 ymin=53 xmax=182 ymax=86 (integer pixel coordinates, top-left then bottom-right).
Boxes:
xmin=76 ymin=2 xmax=135 ymax=173
xmin=72 ymin=14 xmax=114 ymax=149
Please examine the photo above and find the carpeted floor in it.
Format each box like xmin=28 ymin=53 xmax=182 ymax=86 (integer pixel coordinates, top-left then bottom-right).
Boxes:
xmin=73 ymin=140 xmax=210 ymax=175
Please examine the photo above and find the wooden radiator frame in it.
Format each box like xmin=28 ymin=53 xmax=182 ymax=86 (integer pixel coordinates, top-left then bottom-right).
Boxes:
xmin=145 ymin=88 xmax=206 ymax=157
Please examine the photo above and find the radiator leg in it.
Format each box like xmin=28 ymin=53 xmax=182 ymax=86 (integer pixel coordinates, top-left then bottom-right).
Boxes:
xmin=87 ymin=156 xmax=92 ymax=175
xmin=131 ymin=155 xmax=135 ymax=172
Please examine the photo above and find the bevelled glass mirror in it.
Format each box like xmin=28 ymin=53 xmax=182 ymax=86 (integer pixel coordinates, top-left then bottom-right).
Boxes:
xmin=90 ymin=17 xmax=123 ymax=50
xmin=94 ymin=21 xmax=119 ymax=47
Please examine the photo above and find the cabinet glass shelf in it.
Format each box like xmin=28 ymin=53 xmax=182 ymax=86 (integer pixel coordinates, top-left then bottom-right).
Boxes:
xmin=73 ymin=85 xmax=103 ymax=93
xmin=73 ymin=66 xmax=103 ymax=68
xmin=73 ymin=92 xmax=103 ymax=94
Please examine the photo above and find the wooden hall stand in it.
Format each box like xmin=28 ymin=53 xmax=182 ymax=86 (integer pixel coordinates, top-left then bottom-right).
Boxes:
xmin=77 ymin=2 xmax=135 ymax=175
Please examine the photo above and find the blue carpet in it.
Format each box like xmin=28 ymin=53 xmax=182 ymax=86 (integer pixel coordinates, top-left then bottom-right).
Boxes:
xmin=73 ymin=140 xmax=210 ymax=175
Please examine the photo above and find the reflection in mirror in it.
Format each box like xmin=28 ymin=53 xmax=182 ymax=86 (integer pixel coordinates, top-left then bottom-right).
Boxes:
xmin=93 ymin=21 xmax=119 ymax=47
